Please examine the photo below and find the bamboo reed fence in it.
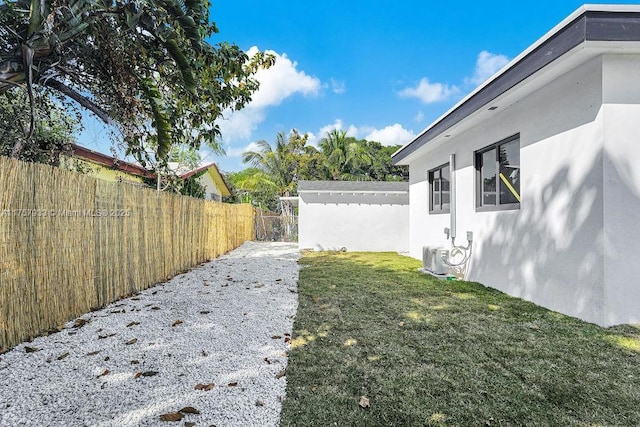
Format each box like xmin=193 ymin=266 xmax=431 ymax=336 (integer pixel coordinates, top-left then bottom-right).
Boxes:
xmin=0 ymin=156 xmax=255 ymax=350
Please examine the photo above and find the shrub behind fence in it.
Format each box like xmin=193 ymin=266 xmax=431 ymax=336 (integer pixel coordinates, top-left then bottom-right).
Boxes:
xmin=0 ymin=157 xmax=254 ymax=350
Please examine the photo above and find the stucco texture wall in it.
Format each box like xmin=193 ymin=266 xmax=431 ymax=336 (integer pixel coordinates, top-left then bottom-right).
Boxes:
xmin=298 ymin=193 xmax=409 ymax=253
xmin=407 ymin=54 xmax=640 ymax=326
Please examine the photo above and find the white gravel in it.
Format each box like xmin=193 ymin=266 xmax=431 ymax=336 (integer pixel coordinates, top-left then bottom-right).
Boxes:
xmin=0 ymin=241 xmax=300 ymax=427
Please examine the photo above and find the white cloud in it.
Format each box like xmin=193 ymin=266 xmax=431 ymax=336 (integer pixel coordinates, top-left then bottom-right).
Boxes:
xmin=311 ymin=120 xmax=415 ymax=147
xmin=414 ymin=111 xmax=424 ymax=122
xmin=216 ymin=47 xmax=322 ymax=143
xmin=397 ymin=50 xmax=509 ymax=108
xmin=217 ymin=108 xmax=266 ymax=143
xmin=225 ymin=141 xmax=262 ymax=158
xmin=316 ymin=119 xmax=360 ymax=141
xmin=246 ymin=47 xmax=321 ymax=108
xmin=365 ymin=124 xmax=415 ymax=146
xmin=398 ymin=78 xmax=459 ymax=104
xmin=330 ymin=79 xmax=346 ymax=94
xmin=467 ymin=50 xmax=510 ymax=86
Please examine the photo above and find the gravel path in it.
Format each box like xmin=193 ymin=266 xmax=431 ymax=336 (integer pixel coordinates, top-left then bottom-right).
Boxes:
xmin=0 ymin=241 xmax=299 ymax=427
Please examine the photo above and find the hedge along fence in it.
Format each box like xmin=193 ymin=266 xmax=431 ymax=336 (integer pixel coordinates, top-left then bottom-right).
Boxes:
xmin=0 ymin=156 xmax=255 ymax=350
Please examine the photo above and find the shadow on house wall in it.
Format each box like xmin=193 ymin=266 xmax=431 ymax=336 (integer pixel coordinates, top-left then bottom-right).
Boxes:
xmin=471 ymin=150 xmax=640 ymax=326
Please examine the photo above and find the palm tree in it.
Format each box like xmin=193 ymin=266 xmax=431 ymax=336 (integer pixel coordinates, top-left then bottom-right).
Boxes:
xmin=242 ymin=130 xmax=312 ymax=216
xmin=319 ymin=129 xmax=373 ymax=180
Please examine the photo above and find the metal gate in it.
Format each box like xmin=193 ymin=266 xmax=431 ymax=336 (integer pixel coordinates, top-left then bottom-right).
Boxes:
xmin=255 ymin=214 xmax=298 ymax=242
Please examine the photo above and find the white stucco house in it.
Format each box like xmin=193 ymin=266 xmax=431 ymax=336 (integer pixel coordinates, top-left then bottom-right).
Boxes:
xmin=392 ymin=5 xmax=640 ymax=326
xmin=298 ymin=180 xmax=409 ymax=252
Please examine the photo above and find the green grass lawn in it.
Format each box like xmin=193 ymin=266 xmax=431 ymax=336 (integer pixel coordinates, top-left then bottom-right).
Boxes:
xmin=280 ymin=252 xmax=640 ymax=427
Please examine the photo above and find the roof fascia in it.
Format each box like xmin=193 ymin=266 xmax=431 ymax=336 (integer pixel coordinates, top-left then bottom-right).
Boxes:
xmin=71 ymin=144 xmax=153 ymax=178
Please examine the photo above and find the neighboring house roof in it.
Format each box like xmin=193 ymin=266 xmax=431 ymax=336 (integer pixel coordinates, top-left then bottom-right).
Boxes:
xmin=70 ymin=144 xmax=154 ymax=178
xmin=71 ymin=146 xmax=231 ymax=197
xmin=175 ymin=162 xmax=232 ymax=197
xmin=392 ymin=4 xmax=640 ymax=165
xmin=298 ymin=180 xmax=408 ymax=193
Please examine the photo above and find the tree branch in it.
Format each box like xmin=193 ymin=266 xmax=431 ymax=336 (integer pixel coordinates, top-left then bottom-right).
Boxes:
xmin=44 ymin=79 xmax=114 ymax=125
xmin=0 ymin=76 xmax=23 ymax=90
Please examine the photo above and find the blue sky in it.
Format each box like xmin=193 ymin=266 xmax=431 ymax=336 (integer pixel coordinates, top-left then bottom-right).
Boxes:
xmin=79 ymin=1 xmax=639 ymax=172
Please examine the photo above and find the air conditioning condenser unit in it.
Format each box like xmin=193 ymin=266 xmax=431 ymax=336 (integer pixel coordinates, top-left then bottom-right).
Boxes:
xmin=422 ymin=246 xmax=449 ymax=276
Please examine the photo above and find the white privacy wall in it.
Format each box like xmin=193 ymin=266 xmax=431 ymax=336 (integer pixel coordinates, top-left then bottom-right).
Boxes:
xmin=298 ymin=192 xmax=409 ymax=252
xmin=407 ymin=54 xmax=640 ymax=326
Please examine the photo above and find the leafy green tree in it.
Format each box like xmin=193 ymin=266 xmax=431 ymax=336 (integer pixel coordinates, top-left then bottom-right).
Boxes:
xmin=168 ymin=144 xmax=202 ymax=170
xmin=362 ymin=140 xmax=409 ymax=181
xmin=179 ymin=171 xmax=207 ymax=199
xmin=228 ymin=130 xmax=407 ymax=212
xmin=0 ymin=88 xmax=79 ymax=164
xmin=0 ymin=0 xmax=273 ymax=163
xmin=318 ymin=130 xmax=373 ymax=180
xmin=226 ymin=167 xmax=280 ymax=211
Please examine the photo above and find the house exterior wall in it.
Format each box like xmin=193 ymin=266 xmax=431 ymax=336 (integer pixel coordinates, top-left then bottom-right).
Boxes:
xmin=199 ymin=172 xmax=222 ymax=201
xmin=601 ymin=55 xmax=640 ymax=325
xmin=407 ymin=55 xmax=625 ymax=325
xmin=298 ymin=193 xmax=409 ymax=252
xmin=61 ymin=157 xmax=145 ymax=184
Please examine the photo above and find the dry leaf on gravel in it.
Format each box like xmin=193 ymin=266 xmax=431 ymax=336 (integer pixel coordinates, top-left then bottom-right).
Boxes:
xmin=179 ymin=407 xmax=200 ymax=414
xmin=125 ymin=338 xmax=137 ymax=345
xmin=24 ymin=346 xmax=40 ymax=353
xmin=98 ymin=369 xmax=110 ymax=378
xmin=57 ymin=352 xmax=69 ymax=360
xmin=126 ymin=322 xmax=140 ymax=327
xmin=256 ymin=400 xmax=265 ymax=406
xmin=73 ymin=318 xmax=88 ymax=328
xmin=359 ymin=396 xmax=370 ymax=409
xmin=135 ymin=371 xmax=159 ymax=378
xmin=171 ymin=320 xmax=183 ymax=327
xmin=194 ymin=383 xmax=215 ymax=391
xmin=271 ymin=335 xmax=282 ymax=339
xmin=227 ymin=382 xmax=238 ymax=387
xmin=159 ymin=412 xmax=183 ymax=422
xmin=275 ymin=370 xmax=286 ymax=379
xmin=86 ymin=351 xmax=100 ymax=356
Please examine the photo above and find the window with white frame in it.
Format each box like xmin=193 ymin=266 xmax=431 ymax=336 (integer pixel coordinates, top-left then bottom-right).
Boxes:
xmin=475 ymin=134 xmax=520 ymax=211
xmin=428 ymin=163 xmax=450 ymax=214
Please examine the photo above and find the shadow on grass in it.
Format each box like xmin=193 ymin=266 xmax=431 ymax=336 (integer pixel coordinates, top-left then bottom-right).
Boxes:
xmin=282 ymin=252 xmax=640 ymax=426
